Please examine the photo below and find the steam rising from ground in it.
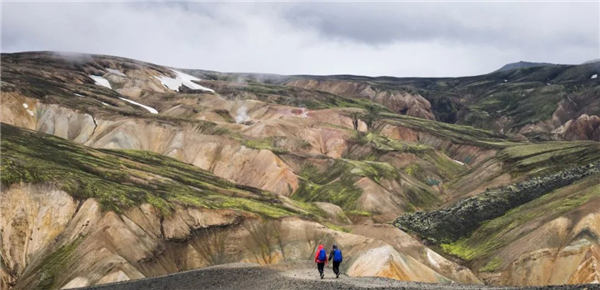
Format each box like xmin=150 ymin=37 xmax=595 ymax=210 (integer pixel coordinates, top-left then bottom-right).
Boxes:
xmin=235 ymin=104 xmax=250 ymax=124
xmin=51 ymin=51 xmax=93 ymax=64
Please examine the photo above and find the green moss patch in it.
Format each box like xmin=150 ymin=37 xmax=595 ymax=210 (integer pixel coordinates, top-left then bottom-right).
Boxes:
xmin=292 ymin=157 xmax=440 ymax=212
xmin=291 ymin=161 xmax=364 ymax=210
xmin=396 ymin=162 xmax=600 ymax=244
xmin=380 ymin=112 xmax=519 ymax=149
xmin=498 ymin=141 xmax=600 ymax=175
xmin=0 ymin=123 xmax=300 ymax=219
xmin=441 ymin=176 xmax=600 ymax=263
xmin=34 ymin=237 xmax=83 ymax=290
xmin=237 ymin=81 xmax=390 ymax=112
xmin=241 ymin=136 xmax=289 ymax=154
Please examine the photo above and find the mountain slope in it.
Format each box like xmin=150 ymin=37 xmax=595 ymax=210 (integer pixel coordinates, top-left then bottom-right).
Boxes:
xmin=395 ymin=142 xmax=600 ymax=285
xmin=1 ymin=124 xmax=481 ymax=289
xmin=276 ymin=62 xmax=600 ymax=140
xmin=2 ymin=51 xmax=523 ymax=221
xmin=495 ymin=61 xmax=557 ymax=72
xmin=1 ymin=51 xmax=598 ymax=288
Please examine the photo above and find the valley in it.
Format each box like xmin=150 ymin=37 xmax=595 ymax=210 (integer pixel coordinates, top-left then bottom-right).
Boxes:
xmin=1 ymin=52 xmax=599 ymax=289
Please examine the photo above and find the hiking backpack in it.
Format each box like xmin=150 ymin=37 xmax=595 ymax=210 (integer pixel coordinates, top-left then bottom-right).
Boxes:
xmin=318 ymin=249 xmax=327 ymax=261
xmin=333 ymin=249 xmax=342 ymax=262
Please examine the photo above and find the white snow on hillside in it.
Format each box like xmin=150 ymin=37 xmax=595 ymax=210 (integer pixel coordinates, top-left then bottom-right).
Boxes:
xmin=106 ymin=68 xmax=126 ymax=77
xmin=591 ymin=74 xmax=598 ymax=79
xmin=89 ymin=75 xmax=112 ymax=89
xmin=453 ymin=159 xmax=465 ymax=166
xmin=119 ymin=97 xmax=158 ymax=114
xmin=22 ymin=103 xmax=34 ymax=116
xmin=155 ymin=70 xmax=215 ymax=93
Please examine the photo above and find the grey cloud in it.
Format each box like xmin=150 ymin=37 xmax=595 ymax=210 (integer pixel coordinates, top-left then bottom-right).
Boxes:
xmin=283 ymin=2 xmax=598 ymax=48
xmin=1 ymin=2 xmax=598 ymax=77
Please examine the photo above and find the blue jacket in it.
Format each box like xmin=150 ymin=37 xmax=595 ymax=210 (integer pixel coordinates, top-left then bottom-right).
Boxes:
xmin=329 ymin=249 xmax=342 ymax=262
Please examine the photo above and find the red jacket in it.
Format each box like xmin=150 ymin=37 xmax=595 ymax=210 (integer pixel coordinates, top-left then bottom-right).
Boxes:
xmin=314 ymin=244 xmax=327 ymax=264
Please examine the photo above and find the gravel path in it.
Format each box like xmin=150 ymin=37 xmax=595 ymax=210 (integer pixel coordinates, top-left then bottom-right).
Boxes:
xmin=77 ymin=263 xmax=597 ymax=290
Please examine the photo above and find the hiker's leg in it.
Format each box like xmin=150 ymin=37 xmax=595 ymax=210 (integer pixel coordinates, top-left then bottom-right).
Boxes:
xmin=318 ymin=263 xmax=325 ymax=278
xmin=333 ymin=261 xmax=340 ymax=275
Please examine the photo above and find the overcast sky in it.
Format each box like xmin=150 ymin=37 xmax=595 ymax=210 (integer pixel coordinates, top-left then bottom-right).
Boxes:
xmin=2 ymin=1 xmax=599 ymax=77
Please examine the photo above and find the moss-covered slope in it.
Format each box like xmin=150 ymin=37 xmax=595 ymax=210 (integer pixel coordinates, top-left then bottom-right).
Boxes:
xmin=395 ymin=161 xmax=600 ymax=243
xmin=1 ymin=122 xmax=317 ymax=218
xmin=441 ymin=175 xmax=600 ymax=264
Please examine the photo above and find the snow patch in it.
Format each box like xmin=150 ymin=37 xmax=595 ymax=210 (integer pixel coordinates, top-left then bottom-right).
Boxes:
xmin=235 ymin=104 xmax=250 ymax=123
xmin=23 ymin=103 xmax=34 ymax=116
xmin=89 ymin=75 xmax=112 ymax=89
xmin=75 ymin=93 xmax=84 ymax=97
xmin=154 ymin=70 xmax=214 ymax=93
xmin=503 ymin=79 xmax=508 ymax=83
xmin=453 ymin=159 xmax=465 ymax=166
xmin=591 ymin=74 xmax=598 ymax=79
xmin=101 ymin=102 xmax=110 ymax=107
xmin=106 ymin=68 xmax=126 ymax=77
xmin=119 ymin=97 xmax=158 ymax=114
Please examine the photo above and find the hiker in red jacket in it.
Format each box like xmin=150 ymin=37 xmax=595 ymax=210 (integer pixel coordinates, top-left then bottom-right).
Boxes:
xmin=314 ymin=244 xmax=327 ymax=279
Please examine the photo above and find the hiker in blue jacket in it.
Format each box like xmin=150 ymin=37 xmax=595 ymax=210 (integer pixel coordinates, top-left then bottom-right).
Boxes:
xmin=328 ymin=244 xmax=343 ymax=278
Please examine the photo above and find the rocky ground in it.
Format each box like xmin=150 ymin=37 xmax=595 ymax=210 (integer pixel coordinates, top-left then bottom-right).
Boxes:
xmin=77 ymin=263 xmax=596 ymax=290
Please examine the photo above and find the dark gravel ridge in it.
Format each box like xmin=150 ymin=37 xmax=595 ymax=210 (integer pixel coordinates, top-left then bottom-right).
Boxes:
xmin=394 ymin=162 xmax=600 ymax=243
xmin=74 ymin=263 xmax=598 ymax=290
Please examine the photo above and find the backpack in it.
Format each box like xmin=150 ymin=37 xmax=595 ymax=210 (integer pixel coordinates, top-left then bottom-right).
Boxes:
xmin=318 ymin=249 xmax=327 ymax=261
xmin=333 ymin=249 xmax=343 ymax=262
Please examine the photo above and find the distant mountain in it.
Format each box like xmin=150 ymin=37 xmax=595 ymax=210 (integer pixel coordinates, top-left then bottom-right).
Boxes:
xmin=582 ymin=58 xmax=600 ymax=64
xmin=495 ymin=61 xmax=556 ymax=72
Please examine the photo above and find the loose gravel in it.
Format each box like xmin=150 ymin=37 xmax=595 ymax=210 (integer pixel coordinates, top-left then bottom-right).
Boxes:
xmin=77 ymin=263 xmax=598 ymax=290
